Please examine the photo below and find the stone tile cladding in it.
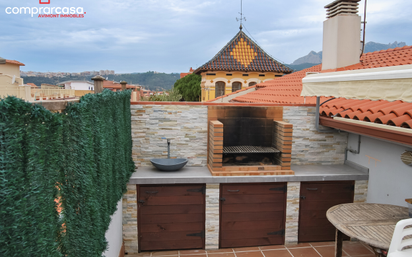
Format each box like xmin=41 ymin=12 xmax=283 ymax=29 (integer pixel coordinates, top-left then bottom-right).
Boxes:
xmin=285 ymin=182 xmax=300 ymax=245
xmin=283 ymin=106 xmax=347 ymax=165
xmin=131 ymin=105 xmax=208 ymax=167
xmin=123 ymin=184 xmax=138 ymax=255
xmin=205 ymin=184 xmax=220 ymax=250
xmin=354 ymin=180 xmax=368 ymax=203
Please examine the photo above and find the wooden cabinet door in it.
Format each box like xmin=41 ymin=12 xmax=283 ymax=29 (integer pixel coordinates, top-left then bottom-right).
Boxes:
xmin=299 ymin=181 xmax=354 ymax=242
xmin=138 ymin=184 xmax=206 ymax=251
xmin=220 ymin=183 xmax=287 ymax=248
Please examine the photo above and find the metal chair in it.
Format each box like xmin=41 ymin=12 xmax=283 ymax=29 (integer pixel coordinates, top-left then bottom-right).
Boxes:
xmin=387 ymin=218 xmax=412 ymax=257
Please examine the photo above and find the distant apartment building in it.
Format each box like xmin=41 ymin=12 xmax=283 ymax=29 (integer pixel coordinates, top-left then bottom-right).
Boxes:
xmin=21 ymin=70 xmax=115 ymax=77
xmin=100 ymin=70 xmax=115 ymax=76
xmin=0 ymin=58 xmax=25 ymax=86
xmin=0 ymin=57 xmax=32 ymax=100
xmin=58 ymin=80 xmax=94 ymax=90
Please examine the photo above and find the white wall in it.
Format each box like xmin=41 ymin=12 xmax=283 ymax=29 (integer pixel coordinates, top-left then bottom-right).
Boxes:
xmin=0 ymin=63 xmax=21 ymax=78
xmin=347 ymin=133 xmax=412 ymax=207
xmin=103 ymin=199 xmax=123 ymax=257
xmin=71 ymin=82 xmax=93 ymax=90
xmin=64 ymin=82 xmax=93 ymax=90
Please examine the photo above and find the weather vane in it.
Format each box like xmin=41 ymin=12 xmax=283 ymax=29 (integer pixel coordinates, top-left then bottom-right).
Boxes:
xmin=236 ymin=0 xmax=246 ymax=30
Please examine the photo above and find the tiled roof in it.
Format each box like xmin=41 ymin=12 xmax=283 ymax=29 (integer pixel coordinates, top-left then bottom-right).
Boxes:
xmin=319 ymin=46 xmax=412 ymax=129
xmin=27 ymin=83 xmax=38 ymax=88
xmin=194 ymin=30 xmax=292 ymax=74
xmin=180 ymin=67 xmax=194 ymax=79
xmin=232 ymin=45 xmax=412 ymax=129
xmin=320 ymin=45 xmax=412 ymax=72
xmin=180 ymin=73 xmax=191 ymax=79
xmin=103 ymin=80 xmax=136 ymax=89
xmin=6 ymin=59 xmax=25 ymax=66
xmin=233 ymin=64 xmax=322 ymax=104
xmin=320 ymin=98 xmax=412 ymax=128
xmin=233 ymin=45 xmax=412 ymax=104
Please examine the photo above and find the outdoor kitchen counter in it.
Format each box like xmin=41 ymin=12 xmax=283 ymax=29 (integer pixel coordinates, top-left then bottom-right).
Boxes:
xmin=127 ymin=160 xmax=368 ymax=184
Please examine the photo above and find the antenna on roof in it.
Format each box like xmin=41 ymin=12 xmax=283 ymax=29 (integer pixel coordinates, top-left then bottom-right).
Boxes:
xmin=236 ymin=0 xmax=246 ymax=30
xmin=360 ymin=0 xmax=368 ymax=58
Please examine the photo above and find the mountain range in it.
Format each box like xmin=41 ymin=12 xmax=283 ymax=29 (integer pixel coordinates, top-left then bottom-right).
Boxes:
xmin=288 ymin=41 xmax=407 ymax=71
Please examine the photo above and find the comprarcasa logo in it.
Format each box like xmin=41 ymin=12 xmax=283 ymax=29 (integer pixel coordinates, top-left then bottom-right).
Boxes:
xmin=5 ymin=0 xmax=86 ymax=18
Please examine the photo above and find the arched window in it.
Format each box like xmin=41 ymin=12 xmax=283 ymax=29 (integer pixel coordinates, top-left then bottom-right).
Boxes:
xmin=215 ymin=81 xmax=225 ymax=98
xmin=249 ymin=82 xmax=257 ymax=87
xmin=232 ymin=82 xmax=242 ymax=92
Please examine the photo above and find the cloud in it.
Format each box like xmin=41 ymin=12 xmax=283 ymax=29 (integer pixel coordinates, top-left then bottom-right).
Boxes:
xmin=0 ymin=0 xmax=411 ymax=73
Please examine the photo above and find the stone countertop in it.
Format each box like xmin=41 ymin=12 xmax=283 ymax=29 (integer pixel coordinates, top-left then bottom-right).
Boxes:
xmin=128 ymin=161 xmax=369 ymax=184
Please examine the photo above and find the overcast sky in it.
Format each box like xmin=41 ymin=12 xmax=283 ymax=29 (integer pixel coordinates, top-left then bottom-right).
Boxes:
xmin=1 ymin=0 xmax=411 ymax=73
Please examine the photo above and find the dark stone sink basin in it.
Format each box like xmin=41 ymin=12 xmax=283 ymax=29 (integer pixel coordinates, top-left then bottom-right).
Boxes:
xmin=150 ymin=158 xmax=188 ymax=171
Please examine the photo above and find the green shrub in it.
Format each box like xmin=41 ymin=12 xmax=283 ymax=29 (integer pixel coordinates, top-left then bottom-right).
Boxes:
xmin=0 ymin=90 xmax=135 ymax=257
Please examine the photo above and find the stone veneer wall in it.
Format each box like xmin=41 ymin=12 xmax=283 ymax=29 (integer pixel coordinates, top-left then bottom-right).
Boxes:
xmin=283 ymin=106 xmax=348 ymax=165
xmin=123 ymin=184 xmax=138 ymax=255
xmin=131 ymin=104 xmax=346 ymax=167
xmin=131 ymin=105 xmax=208 ymax=167
xmin=205 ymin=184 xmax=220 ymax=249
xmin=354 ymin=180 xmax=368 ymax=203
xmin=285 ymin=182 xmax=301 ymax=245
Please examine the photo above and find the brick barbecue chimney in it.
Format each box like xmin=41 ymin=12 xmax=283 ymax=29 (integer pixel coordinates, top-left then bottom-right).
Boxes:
xmin=322 ymin=0 xmax=362 ymax=70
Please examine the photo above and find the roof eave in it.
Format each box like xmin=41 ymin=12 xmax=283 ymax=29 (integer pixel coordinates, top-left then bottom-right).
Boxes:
xmin=320 ymin=116 xmax=412 ymax=146
xmin=194 ymin=68 xmax=292 ymax=75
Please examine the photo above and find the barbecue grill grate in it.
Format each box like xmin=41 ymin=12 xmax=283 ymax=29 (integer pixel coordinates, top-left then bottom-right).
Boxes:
xmin=223 ymin=146 xmax=280 ymax=154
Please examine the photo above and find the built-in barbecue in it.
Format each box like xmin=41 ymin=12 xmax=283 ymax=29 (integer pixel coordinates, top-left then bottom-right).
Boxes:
xmin=207 ymin=106 xmax=294 ymax=176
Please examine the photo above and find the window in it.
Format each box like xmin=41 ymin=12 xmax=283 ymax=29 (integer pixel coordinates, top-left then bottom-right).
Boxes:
xmin=259 ymin=74 xmax=265 ymax=77
xmin=232 ymin=82 xmax=242 ymax=92
xmin=249 ymin=82 xmax=257 ymax=87
xmin=206 ymin=73 xmax=216 ymax=76
xmin=242 ymin=74 xmax=249 ymax=76
xmin=215 ymin=81 xmax=225 ymax=98
xmin=226 ymin=74 xmax=232 ymax=76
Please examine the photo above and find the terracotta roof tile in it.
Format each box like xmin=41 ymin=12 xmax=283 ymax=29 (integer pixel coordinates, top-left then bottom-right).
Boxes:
xmin=321 ymin=98 xmax=412 ymax=128
xmin=375 ymin=113 xmax=397 ymax=124
xmin=233 ymin=64 xmax=322 ymax=103
xmin=234 ymin=46 xmax=412 ymax=104
xmin=387 ymin=114 xmax=411 ymax=127
xmin=401 ymin=120 xmax=412 ymax=128
xmin=6 ymin=59 xmax=25 ymax=66
xmin=26 ymin=83 xmax=38 ymax=88
xmin=231 ymin=45 xmax=412 ymax=129
xmin=194 ymin=30 xmax=292 ymax=74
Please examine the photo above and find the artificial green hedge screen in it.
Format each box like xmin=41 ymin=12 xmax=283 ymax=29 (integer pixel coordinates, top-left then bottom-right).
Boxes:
xmin=0 ymin=90 xmax=135 ymax=256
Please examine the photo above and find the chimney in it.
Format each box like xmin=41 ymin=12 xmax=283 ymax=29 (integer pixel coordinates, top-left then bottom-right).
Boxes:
xmin=322 ymin=0 xmax=361 ymax=70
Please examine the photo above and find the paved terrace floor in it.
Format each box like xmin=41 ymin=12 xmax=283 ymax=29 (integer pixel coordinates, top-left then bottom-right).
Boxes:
xmin=128 ymin=241 xmax=376 ymax=257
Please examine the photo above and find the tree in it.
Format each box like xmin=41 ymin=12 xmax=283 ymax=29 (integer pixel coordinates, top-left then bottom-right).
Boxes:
xmin=145 ymin=88 xmax=182 ymax=101
xmin=173 ymin=73 xmax=201 ymax=101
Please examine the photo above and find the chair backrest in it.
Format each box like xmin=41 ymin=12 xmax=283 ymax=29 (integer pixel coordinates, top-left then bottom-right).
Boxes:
xmin=388 ymin=218 xmax=412 ymax=256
